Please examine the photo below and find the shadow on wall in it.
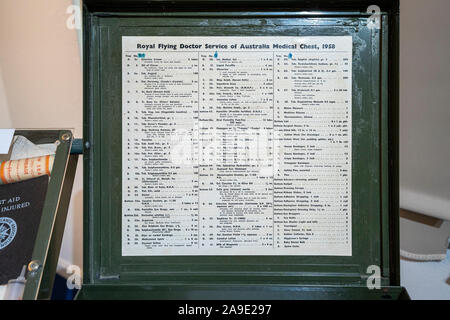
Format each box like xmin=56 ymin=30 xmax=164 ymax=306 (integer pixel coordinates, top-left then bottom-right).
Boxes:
xmin=71 ymin=189 xmax=83 ymax=274
xmin=59 ymin=158 xmax=83 ymax=276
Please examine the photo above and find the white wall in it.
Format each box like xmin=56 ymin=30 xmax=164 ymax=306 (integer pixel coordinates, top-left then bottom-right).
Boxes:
xmin=0 ymin=0 xmax=448 ymax=280
xmin=0 ymin=0 xmax=83 ymax=273
xmin=399 ymin=0 xmax=450 ymax=221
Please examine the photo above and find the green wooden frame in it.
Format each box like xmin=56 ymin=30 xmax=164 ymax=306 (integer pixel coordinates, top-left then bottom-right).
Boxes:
xmin=80 ymin=0 xmax=401 ymax=299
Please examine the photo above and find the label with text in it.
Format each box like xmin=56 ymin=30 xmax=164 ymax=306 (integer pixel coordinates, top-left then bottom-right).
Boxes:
xmin=122 ymin=36 xmax=352 ymax=256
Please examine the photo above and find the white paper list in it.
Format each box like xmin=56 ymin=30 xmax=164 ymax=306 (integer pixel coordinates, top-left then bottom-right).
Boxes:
xmin=122 ymin=36 xmax=352 ymax=256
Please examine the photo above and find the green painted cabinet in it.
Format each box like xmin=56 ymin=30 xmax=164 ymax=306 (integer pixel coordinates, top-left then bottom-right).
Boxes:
xmin=78 ymin=0 xmax=404 ymax=299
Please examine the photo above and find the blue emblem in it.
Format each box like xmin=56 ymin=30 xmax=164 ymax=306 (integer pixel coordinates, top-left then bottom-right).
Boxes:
xmin=0 ymin=217 xmax=17 ymax=250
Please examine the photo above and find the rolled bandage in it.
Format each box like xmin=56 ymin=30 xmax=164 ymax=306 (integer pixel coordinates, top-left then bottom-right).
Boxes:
xmin=0 ymin=155 xmax=54 ymax=185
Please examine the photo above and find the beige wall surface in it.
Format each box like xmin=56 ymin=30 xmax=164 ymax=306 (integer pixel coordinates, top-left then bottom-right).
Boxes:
xmin=0 ymin=0 xmax=83 ymax=273
xmin=0 ymin=65 xmax=12 ymax=126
